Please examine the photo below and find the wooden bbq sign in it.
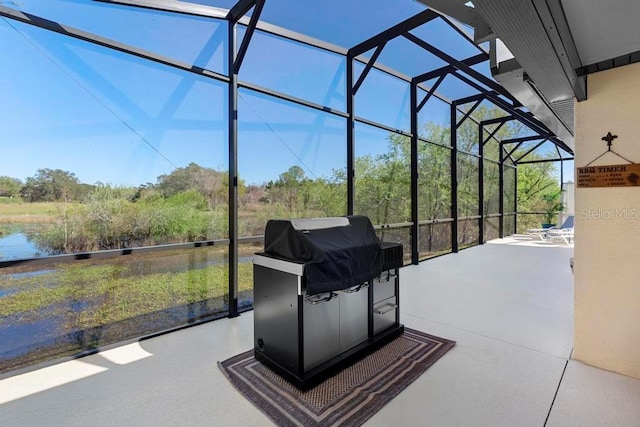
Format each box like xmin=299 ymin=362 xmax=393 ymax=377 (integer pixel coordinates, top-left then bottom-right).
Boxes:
xmin=577 ymin=164 xmax=640 ymax=188
xmin=577 ymin=132 xmax=640 ymax=188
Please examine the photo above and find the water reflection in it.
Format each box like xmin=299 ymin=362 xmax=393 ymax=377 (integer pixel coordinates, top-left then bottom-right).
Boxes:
xmin=0 ymin=244 xmax=259 ymax=374
xmin=0 ymin=230 xmax=45 ymax=260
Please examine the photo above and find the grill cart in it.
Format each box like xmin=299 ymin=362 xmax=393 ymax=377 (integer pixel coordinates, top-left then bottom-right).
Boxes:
xmin=253 ymin=215 xmax=403 ymax=388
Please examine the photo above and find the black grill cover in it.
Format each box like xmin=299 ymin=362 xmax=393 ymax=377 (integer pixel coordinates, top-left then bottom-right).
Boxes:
xmin=264 ymin=215 xmax=383 ymax=295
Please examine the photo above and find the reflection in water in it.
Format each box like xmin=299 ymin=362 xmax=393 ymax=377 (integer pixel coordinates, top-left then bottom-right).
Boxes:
xmin=0 ymin=231 xmax=45 ymax=260
xmin=0 ymin=245 xmax=259 ymax=374
xmin=0 ymin=315 xmax=60 ymax=359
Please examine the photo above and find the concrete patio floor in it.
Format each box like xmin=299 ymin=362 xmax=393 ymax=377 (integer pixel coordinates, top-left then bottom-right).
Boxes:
xmin=1 ymin=237 xmax=639 ymax=426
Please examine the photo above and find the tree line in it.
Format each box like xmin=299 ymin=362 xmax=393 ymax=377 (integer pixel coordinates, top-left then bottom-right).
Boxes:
xmin=1 ymin=111 xmax=562 ymax=254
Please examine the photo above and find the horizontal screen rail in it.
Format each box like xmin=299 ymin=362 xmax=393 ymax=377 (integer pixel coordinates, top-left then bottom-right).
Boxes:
xmin=0 ymin=238 xmax=232 ymax=269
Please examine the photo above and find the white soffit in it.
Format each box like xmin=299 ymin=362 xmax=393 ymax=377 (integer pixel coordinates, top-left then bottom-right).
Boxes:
xmin=561 ymin=0 xmax=640 ymax=66
xmin=416 ymin=0 xmax=577 ymax=151
xmin=469 ymin=0 xmax=576 ymax=103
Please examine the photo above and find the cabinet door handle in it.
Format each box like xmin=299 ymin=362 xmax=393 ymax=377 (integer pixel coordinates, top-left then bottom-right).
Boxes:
xmin=342 ymin=283 xmax=368 ymax=293
xmin=375 ymin=303 xmax=397 ymax=315
xmin=305 ymin=292 xmax=338 ymax=305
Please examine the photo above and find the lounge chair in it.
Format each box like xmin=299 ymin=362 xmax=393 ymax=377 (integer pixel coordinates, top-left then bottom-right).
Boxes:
xmin=526 ymin=226 xmax=553 ymax=240
xmin=547 ymin=227 xmax=574 ymax=244
xmin=527 ymin=215 xmax=574 ymax=242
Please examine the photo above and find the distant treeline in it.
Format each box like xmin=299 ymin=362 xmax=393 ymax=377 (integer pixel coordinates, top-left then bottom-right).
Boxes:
xmin=1 ymin=111 xmax=561 ymax=253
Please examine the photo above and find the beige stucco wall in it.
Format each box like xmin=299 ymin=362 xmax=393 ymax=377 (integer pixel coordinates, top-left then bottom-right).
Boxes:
xmin=574 ymin=62 xmax=640 ymax=379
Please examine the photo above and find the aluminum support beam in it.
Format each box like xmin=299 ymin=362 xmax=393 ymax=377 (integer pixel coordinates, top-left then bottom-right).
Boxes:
xmin=456 ymin=100 xmax=482 ymax=128
xmin=0 ymin=6 xmax=228 ymax=82
xmin=450 ymin=72 xmax=574 ymax=154
xmin=414 ymin=65 xmax=454 ymax=85
xmin=498 ymin=141 xmax=505 ymax=238
xmin=227 ymin=0 xmax=258 ymax=21
xmin=501 ymin=135 xmax=550 ymax=144
xmin=349 ymin=9 xmax=439 ymax=57
xmin=515 ymin=140 xmax=548 ymax=163
xmin=240 ymin=81 xmax=348 ymax=118
xmin=231 ymin=0 xmax=265 ymax=73
xmin=226 ymin=0 xmax=262 ymax=318
xmin=404 ymin=32 xmax=519 ymax=105
xmin=478 ymin=124 xmax=485 ymax=243
xmin=450 ymin=102 xmax=459 ymax=253
xmin=480 ymin=115 xmax=516 ymax=126
xmin=227 ymin=15 xmax=240 ymax=318
xmin=354 ymin=116 xmax=413 ymax=138
xmin=513 ymin=167 xmax=518 ymax=233
xmin=96 ymin=0 xmax=228 ymax=18
xmin=517 ymin=158 xmax=574 ymax=165
xmin=481 ymin=121 xmax=505 ymax=146
xmin=346 ymin=54 xmax=355 ymax=215
xmin=91 ymin=1 xmax=569 ymax=162
xmin=410 ymin=81 xmax=419 ymax=265
xmin=353 ymin=43 xmax=386 ymax=94
xmin=505 ymin=141 xmax=527 ymax=159
xmin=97 ymin=0 xmax=348 ymax=55
xmin=413 ymin=52 xmax=488 ymax=83
xmin=453 ymin=92 xmax=486 ymax=107
xmin=416 ymin=73 xmax=446 ymax=113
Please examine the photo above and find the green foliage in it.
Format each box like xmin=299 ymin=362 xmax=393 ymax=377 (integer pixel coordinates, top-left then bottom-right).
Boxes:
xmin=153 ymin=188 xmax=209 ymax=210
xmin=416 ymin=140 xmax=453 ymax=254
xmin=258 ymin=166 xmax=346 ymax=231
xmin=156 ymin=162 xmax=238 ymax=209
xmin=418 ymin=141 xmax=451 ymax=220
xmin=20 ymin=168 xmax=85 ymax=203
xmin=0 ymin=196 xmax=24 ymax=205
xmin=354 ymin=133 xmax=411 ymax=225
xmin=0 ymin=176 xmax=22 ymax=198
xmin=141 ymin=196 xmax=211 ymax=243
xmin=541 ymin=190 xmax=564 ymax=225
xmin=34 ymin=185 xmax=220 ymax=253
xmin=265 ymin=166 xmax=311 ymax=214
xmin=515 ymin=156 xmax=561 ymax=230
xmin=1 ymin=105 xmax=561 ymax=251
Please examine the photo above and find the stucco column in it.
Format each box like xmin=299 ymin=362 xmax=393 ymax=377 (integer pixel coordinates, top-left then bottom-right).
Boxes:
xmin=574 ymin=62 xmax=640 ymax=379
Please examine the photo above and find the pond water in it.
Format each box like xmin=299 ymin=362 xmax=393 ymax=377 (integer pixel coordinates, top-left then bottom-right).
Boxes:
xmin=0 ymin=228 xmax=45 ymax=261
xmin=0 ymin=240 xmax=256 ymax=369
xmin=0 ymin=226 xmax=259 ymax=372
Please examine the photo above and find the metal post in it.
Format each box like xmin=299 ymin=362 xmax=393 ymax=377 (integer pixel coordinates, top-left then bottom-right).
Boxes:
xmin=478 ymin=123 xmax=484 ymax=244
xmin=346 ymin=53 xmax=355 ymax=215
xmin=451 ymin=102 xmax=459 ymax=253
xmin=227 ymin=19 xmax=239 ymax=317
xmin=498 ymin=144 xmax=505 ymax=238
xmin=513 ymin=164 xmax=518 ymax=234
xmin=410 ymin=80 xmax=419 ymax=264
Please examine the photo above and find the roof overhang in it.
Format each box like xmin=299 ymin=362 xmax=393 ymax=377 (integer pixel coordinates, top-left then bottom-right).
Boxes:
xmin=419 ymin=0 xmax=640 ymax=154
xmin=418 ymin=0 xmax=578 ymax=152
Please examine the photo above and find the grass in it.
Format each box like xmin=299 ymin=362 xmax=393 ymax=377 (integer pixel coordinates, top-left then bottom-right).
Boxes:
xmin=0 ymin=215 xmax=57 ymax=224
xmin=0 ymin=197 xmax=24 ymax=205
xmin=0 ymin=244 xmax=261 ymax=374
xmin=0 ymin=200 xmax=62 ymax=224
xmin=0 ymin=200 xmax=61 ymax=215
xmin=0 ymin=248 xmax=255 ymax=329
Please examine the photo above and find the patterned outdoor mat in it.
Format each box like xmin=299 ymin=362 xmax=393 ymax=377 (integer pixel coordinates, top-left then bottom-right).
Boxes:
xmin=218 ymin=328 xmax=455 ymax=427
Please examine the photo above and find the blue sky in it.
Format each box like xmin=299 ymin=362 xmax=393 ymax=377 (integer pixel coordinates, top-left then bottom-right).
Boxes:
xmin=0 ymin=0 xmax=570 ymax=186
